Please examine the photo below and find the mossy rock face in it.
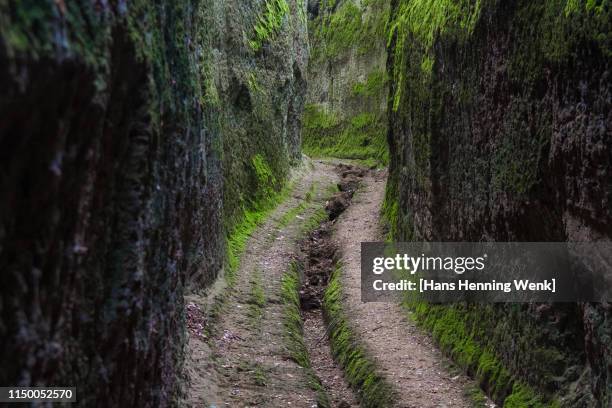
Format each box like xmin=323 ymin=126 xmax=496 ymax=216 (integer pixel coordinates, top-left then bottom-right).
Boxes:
xmin=386 ymin=0 xmax=611 ymax=406
xmin=0 ymin=0 xmax=308 ymax=405
xmin=303 ymin=0 xmax=390 ymax=166
xmin=220 ymin=0 xmax=310 ymax=234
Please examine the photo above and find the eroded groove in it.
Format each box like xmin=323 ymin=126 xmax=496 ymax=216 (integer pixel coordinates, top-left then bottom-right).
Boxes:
xmin=292 ymin=164 xmax=383 ymax=408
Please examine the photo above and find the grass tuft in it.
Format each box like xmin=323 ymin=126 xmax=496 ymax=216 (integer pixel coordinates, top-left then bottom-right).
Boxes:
xmin=322 ymin=264 xmax=395 ymax=408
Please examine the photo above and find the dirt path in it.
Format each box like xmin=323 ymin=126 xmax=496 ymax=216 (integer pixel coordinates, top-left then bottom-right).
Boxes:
xmin=185 ymin=160 xmax=482 ymax=408
xmin=334 ymin=171 xmax=475 ymax=408
xmin=302 ymin=309 xmax=359 ymax=407
xmin=185 ymin=160 xmax=344 ymax=407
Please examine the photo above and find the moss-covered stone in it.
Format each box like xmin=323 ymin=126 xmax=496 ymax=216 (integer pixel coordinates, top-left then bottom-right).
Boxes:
xmin=0 ymin=0 xmax=309 ymax=405
xmin=303 ymin=0 xmax=390 ymax=166
xmin=386 ymin=0 xmax=611 ymax=406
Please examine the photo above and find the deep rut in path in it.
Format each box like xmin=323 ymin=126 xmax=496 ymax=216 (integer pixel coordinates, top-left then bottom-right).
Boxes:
xmin=185 ymin=159 xmax=487 ymax=408
xmin=185 ymin=160 xmax=360 ymax=407
xmin=296 ymin=165 xmax=365 ymax=408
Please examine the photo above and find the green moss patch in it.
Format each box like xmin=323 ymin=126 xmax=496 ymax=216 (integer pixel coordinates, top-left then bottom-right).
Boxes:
xmin=310 ymin=0 xmax=389 ymax=61
xmin=323 ymin=264 xmax=395 ymax=408
xmin=302 ymin=104 xmax=388 ymax=166
xmin=405 ymin=301 xmax=559 ymax=407
xmin=352 ymin=70 xmax=388 ymax=98
xmin=225 ymin=154 xmax=293 ymax=284
xmin=281 ymin=262 xmax=331 ymax=407
xmin=304 ymin=0 xmax=389 ymax=167
xmin=388 ymin=0 xmax=481 ymax=111
xmin=249 ymin=0 xmax=290 ymax=51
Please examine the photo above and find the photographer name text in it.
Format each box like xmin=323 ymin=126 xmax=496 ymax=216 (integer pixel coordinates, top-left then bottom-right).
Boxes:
xmin=372 ymin=279 xmax=556 ymax=293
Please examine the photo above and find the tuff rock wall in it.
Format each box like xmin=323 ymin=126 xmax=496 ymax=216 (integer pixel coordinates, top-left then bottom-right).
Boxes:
xmin=0 ymin=0 xmax=307 ymax=406
xmin=386 ymin=0 xmax=610 ymax=406
xmin=302 ymin=0 xmax=389 ymax=166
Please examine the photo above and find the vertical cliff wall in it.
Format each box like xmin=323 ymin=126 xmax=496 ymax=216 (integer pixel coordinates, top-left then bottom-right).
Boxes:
xmin=216 ymin=0 xmax=309 ymax=236
xmin=0 ymin=0 xmax=307 ymax=405
xmin=303 ymin=0 xmax=389 ymax=166
xmin=386 ymin=0 xmax=610 ymax=406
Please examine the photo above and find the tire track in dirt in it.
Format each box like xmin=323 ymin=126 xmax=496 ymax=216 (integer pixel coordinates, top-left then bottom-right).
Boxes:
xmin=333 ymin=169 xmax=477 ymax=408
xmin=185 ymin=160 xmax=341 ymax=407
xmin=185 ymin=159 xmax=483 ymax=408
xmin=296 ymin=165 xmax=364 ymax=408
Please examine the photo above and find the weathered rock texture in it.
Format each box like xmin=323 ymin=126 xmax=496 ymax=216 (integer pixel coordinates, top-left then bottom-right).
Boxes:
xmin=303 ymin=0 xmax=389 ymax=165
xmin=386 ymin=0 xmax=610 ymax=406
xmin=215 ymin=0 xmax=309 ymax=233
xmin=0 ymin=0 xmax=307 ymax=406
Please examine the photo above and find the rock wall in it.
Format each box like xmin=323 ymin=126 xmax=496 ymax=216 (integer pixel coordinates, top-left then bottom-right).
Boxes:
xmin=386 ymin=0 xmax=610 ymax=406
xmin=216 ymin=0 xmax=309 ymax=234
xmin=303 ymin=0 xmax=389 ymax=166
xmin=0 ymin=0 xmax=307 ymax=406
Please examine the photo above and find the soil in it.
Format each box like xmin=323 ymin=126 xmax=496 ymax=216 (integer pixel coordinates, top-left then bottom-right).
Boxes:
xmin=185 ymin=160 xmax=486 ymax=408
xmin=303 ymin=309 xmax=359 ymax=408
xmin=298 ymin=167 xmax=362 ymax=408
xmin=185 ymin=160 xmax=346 ymax=407
xmin=333 ymin=169 xmax=479 ymax=408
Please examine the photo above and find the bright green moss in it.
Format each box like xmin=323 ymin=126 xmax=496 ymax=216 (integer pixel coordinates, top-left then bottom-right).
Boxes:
xmin=351 ymin=70 xmax=388 ymax=97
xmin=381 ymin=196 xmax=399 ymax=240
xmin=310 ymin=0 xmax=389 ymax=61
xmin=503 ymin=383 xmax=559 ymax=408
xmin=324 ymin=1 xmax=362 ymax=57
xmin=302 ymin=104 xmax=341 ymax=130
xmin=323 ymin=264 xmax=395 ymax=407
xmin=350 ymin=112 xmax=376 ymax=128
xmin=357 ymin=0 xmax=391 ymax=55
xmin=252 ymin=154 xmax=277 ymax=196
xmin=403 ymin=301 xmax=560 ymax=406
xmin=388 ymin=0 xmax=481 ymax=111
xmin=388 ymin=0 xmax=481 ymax=49
xmin=302 ymin=104 xmax=388 ymax=166
xmin=225 ymin=155 xmax=293 ymax=283
xmin=564 ymin=0 xmax=608 ymax=16
xmin=224 ymin=177 xmax=294 ymax=284
xmin=420 ymin=55 xmax=433 ymax=74
xmin=249 ymin=0 xmax=289 ymax=51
